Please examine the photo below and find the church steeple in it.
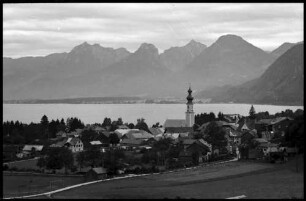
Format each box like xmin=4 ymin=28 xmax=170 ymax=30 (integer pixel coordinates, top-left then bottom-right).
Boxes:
xmin=185 ymin=84 xmax=195 ymax=127
xmin=186 ymin=85 xmax=194 ymax=104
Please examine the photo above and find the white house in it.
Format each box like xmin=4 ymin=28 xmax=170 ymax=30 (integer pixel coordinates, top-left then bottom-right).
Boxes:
xmin=65 ymin=137 xmax=84 ymax=153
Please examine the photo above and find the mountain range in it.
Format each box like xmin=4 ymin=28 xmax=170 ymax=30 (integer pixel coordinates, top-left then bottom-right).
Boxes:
xmin=3 ymin=34 xmax=303 ymax=105
xmin=196 ymin=43 xmax=304 ymax=106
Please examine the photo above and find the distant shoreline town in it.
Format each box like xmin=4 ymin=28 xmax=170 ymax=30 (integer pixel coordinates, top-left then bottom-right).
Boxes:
xmin=3 ymin=97 xmax=209 ymax=104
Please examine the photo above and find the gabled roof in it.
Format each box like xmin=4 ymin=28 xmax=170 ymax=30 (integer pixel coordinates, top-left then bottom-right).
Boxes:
xmin=91 ymin=167 xmax=107 ymax=174
xmin=197 ymin=139 xmax=212 ymax=149
xmin=120 ymin=138 xmax=143 ymax=145
xmin=165 ymin=127 xmax=193 ymax=133
xmin=90 ymin=141 xmax=102 ymax=145
xmin=115 ymin=129 xmax=139 ymax=136
xmin=179 ymin=133 xmax=189 ymax=138
xmin=23 ymin=145 xmax=44 ymax=152
xmin=256 ymin=119 xmax=274 ymax=125
xmin=149 ymin=127 xmax=165 ymax=135
xmin=181 ymin=139 xmax=196 ymax=145
xmin=66 ymin=137 xmax=82 ymax=146
xmin=123 ymin=130 xmax=153 ymax=139
xmin=271 ymin=117 xmax=294 ymax=124
xmin=118 ymin=125 xmax=129 ymax=129
xmin=164 ymin=133 xmax=180 ymax=139
xmin=253 ymin=138 xmax=268 ymax=144
xmin=164 ymin=119 xmax=187 ymax=128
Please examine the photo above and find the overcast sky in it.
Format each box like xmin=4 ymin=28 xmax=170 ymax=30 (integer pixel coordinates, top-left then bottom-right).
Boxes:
xmin=3 ymin=3 xmax=304 ymax=58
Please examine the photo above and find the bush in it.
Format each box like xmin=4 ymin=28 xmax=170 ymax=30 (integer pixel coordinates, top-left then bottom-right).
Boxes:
xmin=9 ymin=166 xmax=18 ymax=171
xmin=70 ymin=165 xmax=77 ymax=173
xmin=3 ymin=164 xmax=9 ymax=171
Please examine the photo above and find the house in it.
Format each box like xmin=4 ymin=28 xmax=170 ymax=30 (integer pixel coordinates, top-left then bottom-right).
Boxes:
xmin=255 ymin=119 xmax=274 ymax=134
xmin=121 ymin=130 xmax=153 ymax=141
xmin=118 ymin=124 xmax=129 ymax=129
xmin=22 ymin=145 xmax=44 ymax=157
xmin=186 ymin=139 xmax=212 ymax=163
xmin=89 ymin=140 xmax=104 ymax=152
xmin=85 ymin=167 xmax=108 ymax=181
xmin=65 ymin=137 xmax=83 ymax=153
xmin=3 ymin=145 xmax=23 ymax=161
xmin=120 ymin=138 xmax=143 ymax=150
xmin=270 ymin=117 xmax=294 ymax=134
xmin=148 ymin=127 xmax=165 ymax=136
xmin=56 ymin=131 xmax=67 ymax=138
xmin=93 ymin=126 xmax=106 ymax=134
xmin=164 ymin=119 xmax=188 ymax=128
xmin=223 ymin=114 xmax=242 ymax=124
xmin=114 ymin=129 xmax=139 ymax=138
xmin=199 ymin=121 xmax=237 ymax=135
xmin=237 ymin=117 xmax=256 ymax=132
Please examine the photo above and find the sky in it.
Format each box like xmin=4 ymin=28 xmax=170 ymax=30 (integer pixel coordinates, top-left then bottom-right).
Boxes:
xmin=3 ymin=3 xmax=304 ymax=58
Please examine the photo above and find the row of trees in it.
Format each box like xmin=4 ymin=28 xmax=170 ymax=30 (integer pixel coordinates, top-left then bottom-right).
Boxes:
xmin=3 ymin=114 xmax=152 ymax=145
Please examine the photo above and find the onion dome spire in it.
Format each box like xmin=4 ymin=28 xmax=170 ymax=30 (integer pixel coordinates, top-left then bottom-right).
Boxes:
xmin=186 ymin=83 xmax=194 ymax=104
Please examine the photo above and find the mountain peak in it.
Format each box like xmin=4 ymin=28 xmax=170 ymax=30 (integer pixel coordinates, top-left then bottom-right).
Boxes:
xmin=135 ymin=43 xmax=159 ymax=55
xmin=215 ymin=34 xmax=245 ymax=44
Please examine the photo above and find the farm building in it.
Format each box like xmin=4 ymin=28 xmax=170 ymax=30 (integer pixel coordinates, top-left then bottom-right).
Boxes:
xmin=85 ymin=167 xmax=108 ymax=181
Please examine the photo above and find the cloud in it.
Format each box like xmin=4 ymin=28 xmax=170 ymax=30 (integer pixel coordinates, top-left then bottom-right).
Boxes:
xmin=3 ymin=3 xmax=303 ymax=58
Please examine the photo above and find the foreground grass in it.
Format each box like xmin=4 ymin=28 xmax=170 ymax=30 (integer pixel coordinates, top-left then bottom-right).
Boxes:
xmin=33 ymin=156 xmax=303 ymax=199
xmin=3 ymin=173 xmax=84 ymax=198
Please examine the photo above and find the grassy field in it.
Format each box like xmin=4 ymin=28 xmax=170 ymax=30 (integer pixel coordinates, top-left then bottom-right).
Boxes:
xmin=33 ymin=155 xmax=303 ymax=199
xmin=3 ymin=173 xmax=84 ymax=198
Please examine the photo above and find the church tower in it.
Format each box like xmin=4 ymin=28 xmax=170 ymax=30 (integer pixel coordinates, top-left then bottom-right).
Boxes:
xmin=185 ymin=84 xmax=195 ymax=127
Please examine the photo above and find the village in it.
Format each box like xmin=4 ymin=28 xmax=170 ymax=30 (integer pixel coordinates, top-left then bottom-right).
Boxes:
xmin=3 ymin=87 xmax=303 ymax=185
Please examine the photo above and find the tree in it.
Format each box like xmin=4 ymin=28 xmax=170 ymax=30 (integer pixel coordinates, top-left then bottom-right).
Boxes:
xmin=117 ymin=117 xmax=123 ymax=126
xmin=61 ymin=148 xmax=74 ymax=174
xmin=41 ymin=115 xmax=50 ymax=139
xmin=37 ymin=157 xmax=46 ymax=171
xmin=109 ymin=133 xmax=120 ymax=145
xmin=249 ymin=105 xmax=256 ymax=119
xmin=203 ymin=122 xmax=227 ymax=152
xmin=128 ymin=123 xmax=135 ymax=129
xmin=41 ymin=115 xmax=49 ymax=128
xmin=45 ymin=147 xmax=73 ymax=174
xmin=45 ymin=148 xmax=65 ymax=173
xmin=84 ymin=146 xmax=103 ymax=167
xmin=102 ymin=117 xmax=112 ymax=128
xmin=76 ymin=151 xmax=86 ymax=171
xmin=135 ymin=118 xmax=150 ymax=133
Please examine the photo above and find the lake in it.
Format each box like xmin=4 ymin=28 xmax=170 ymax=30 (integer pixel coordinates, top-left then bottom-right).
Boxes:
xmin=3 ymin=104 xmax=304 ymax=127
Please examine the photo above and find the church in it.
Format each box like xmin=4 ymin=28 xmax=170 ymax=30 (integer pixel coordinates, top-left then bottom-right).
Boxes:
xmin=163 ymin=85 xmax=195 ymax=133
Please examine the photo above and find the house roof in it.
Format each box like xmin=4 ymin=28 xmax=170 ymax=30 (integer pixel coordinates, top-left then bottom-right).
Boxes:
xmin=123 ymin=130 xmax=153 ymax=139
xmin=179 ymin=133 xmax=189 ymax=138
xmin=66 ymin=137 xmax=82 ymax=146
xmin=149 ymin=127 xmax=165 ymax=135
xmin=197 ymin=139 xmax=212 ymax=149
xmin=23 ymin=145 xmax=44 ymax=152
xmin=120 ymin=138 xmax=143 ymax=146
xmin=56 ymin=131 xmax=66 ymax=136
xmin=181 ymin=139 xmax=196 ymax=145
xmin=165 ymin=127 xmax=193 ymax=134
xmin=253 ymin=138 xmax=268 ymax=144
xmin=115 ymin=129 xmax=139 ymax=137
xmin=164 ymin=119 xmax=187 ymax=128
xmin=164 ymin=133 xmax=180 ymax=139
xmin=256 ymin=119 xmax=274 ymax=125
xmin=118 ymin=125 xmax=129 ymax=129
xmin=90 ymin=140 xmax=102 ymax=145
xmin=91 ymin=167 xmax=107 ymax=174
xmin=94 ymin=126 xmax=106 ymax=132
xmin=199 ymin=121 xmax=236 ymax=132
xmin=271 ymin=117 xmax=294 ymax=124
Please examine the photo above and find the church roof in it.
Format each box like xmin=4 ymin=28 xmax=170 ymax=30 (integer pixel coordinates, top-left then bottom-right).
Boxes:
xmin=164 ymin=119 xmax=187 ymax=128
xmin=165 ymin=127 xmax=193 ymax=134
